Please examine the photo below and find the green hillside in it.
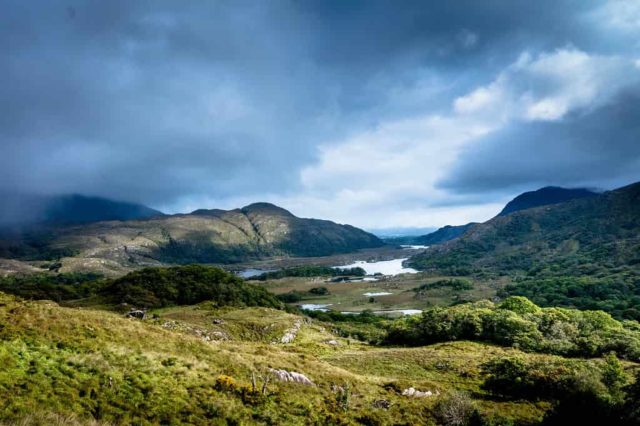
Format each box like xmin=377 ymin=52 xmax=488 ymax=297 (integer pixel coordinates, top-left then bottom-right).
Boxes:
xmin=0 ymin=265 xmax=283 ymax=310
xmin=1 ymin=289 xmax=639 ymax=425
xmin=409 ymin=182 xmax=640 ymax=319
xmin=498 ymin=187 xmax=598 ymax=216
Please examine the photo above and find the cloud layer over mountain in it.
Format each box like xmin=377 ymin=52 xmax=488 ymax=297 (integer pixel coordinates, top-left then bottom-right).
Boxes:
xmin=2 ymin=0 xmax=639 ymax=227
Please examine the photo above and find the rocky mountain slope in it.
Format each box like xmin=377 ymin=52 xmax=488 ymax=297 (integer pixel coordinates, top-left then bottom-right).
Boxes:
xmin=0 ymin=202 xmax=383 ymax=275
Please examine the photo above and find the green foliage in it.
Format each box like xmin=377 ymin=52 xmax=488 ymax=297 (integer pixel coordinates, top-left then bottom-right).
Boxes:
xmin=409 ymin=183 xmax=640 ymax=287
xmin=101 ymin=265 xmax=283 ymax=309
xmin=481 ymin=355 xmax=629 ymax=408
xmin=276 ymin=286 xmax=330 ymax=303
xmin=0 ymin=272 xmax=104 ymax=302
xmin=480 ymin=354 xmax=640 ymax=426
xmin=385 ymin=299 xmax=640 ymax=360
xmin=0 ymin=266 xmax=283 ymax=311
xmin=250 ymin=265 xmax=365 ymax=280
xmin=432 ymin=391 xmax=480 ymax=426
xmin=413 ymin=278 xmax=474 ymax=292
xmin=498 ymin=296 xmax=541 ymax=315
xmin=499 ymin=276 xmax=640 ymax=320
xmin=0 ymin=230 xmax=80 ymax=261
xmin=623 ymin=370 xmax=640 ymax=424
xmin=305 ymin=309 xmax=383 ymax=325
xmin=309 ymin=286 xmax=330 ymax=295
xmin=277 ymin=291 xmax=305 ymax=303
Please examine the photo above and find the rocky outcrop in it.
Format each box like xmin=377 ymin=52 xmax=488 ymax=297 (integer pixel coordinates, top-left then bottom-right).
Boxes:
xmin=279 ymin=319 xmax=302 ymax=344
xmin=402 ymin=387 xmax=439 ymax=398
xmin=268 ymin=368 xmax=314 ymax=386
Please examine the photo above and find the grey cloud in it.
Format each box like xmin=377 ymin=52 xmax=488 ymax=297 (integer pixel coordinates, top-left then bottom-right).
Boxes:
xmin=0 ymin=0 xmax=635 ymax=215
xmin=439 ymin=89 xmax=640 ymax=195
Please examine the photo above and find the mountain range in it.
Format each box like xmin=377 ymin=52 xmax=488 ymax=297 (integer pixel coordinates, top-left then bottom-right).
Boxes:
xmin=409 ymin=181 xmax=640 ymax=279
xmin=0 ymin=200 xmax=382 ymax=275
xmin=411 ymin=186 xmax=601 ymax=247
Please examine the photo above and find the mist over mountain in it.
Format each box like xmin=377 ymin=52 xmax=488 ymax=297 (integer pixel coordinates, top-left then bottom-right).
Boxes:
xmin=0 ymin=194 xmax=163 ymax=227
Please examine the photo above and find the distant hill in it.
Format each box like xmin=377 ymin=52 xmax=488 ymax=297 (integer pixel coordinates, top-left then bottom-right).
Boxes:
xmin=0 ymin=202 xmax=383 ymax=274
xmin=0 ymin=194 xmax=163 ymax=226
xmin=409 ymin=181 xmax=640 ymax=279
xmin=498 ymin=186 xmax=598 ymax=216
xmin=409 ymin=186 xmax=599 ymax=247
xmin=414 ymin=223 xmax=478 ymax=245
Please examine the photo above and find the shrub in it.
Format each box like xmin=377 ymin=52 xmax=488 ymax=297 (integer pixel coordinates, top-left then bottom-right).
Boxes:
xmin=309 ymin=287 xmax=330 ymax=295
xmin=250 ymin=266 xmax=366 ymax=280
xmin=413 ymin=279 xmax=474 ymax=293
xmin=432 ymin=391 xmax=479 ymax=426
xmin=102 ymin=265 xmax=283 ymax=309
xmin=0 ymin=272 xmax=104 ymax=302
xmin=384 ymin=298 xmax=640 ymax=360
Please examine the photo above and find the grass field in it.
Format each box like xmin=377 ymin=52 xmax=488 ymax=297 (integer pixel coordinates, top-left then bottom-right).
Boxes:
xmin=259 ymin=272 xmax=502 ymax=314
xmin=3 ymin=290 xmax=636 ymax=425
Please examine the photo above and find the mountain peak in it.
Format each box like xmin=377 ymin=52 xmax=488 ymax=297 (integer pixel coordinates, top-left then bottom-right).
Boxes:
xmin=240 ymin=202 xmax=294 ymax=217
xmin=498 ymin=186 xmax=598 ymax=216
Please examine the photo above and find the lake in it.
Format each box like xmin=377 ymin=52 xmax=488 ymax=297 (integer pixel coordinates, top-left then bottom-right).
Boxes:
xmin=299 ymin=303 xmax=332 ymax=312
xmin=334 ymin=258 xmax=418 ymax=276
xmin=237 ymin=268 xmax=274 ymax=278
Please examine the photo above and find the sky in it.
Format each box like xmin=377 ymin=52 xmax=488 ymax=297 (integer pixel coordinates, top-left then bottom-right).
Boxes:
xmin=2 ymin=0 xmax=640 ymax=229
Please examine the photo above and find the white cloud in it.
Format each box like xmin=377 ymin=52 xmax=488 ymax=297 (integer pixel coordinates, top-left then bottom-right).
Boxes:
xmin=455 ymin=48 xmax=640 ymax=122
xmin=595 ymin=0 xmax=640 ymax=32
xmin=260 ymin=47 xmax=640 ymax=229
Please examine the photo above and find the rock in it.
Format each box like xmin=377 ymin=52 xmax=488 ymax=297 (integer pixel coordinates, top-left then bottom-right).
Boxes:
xmin=373 ymin=399 xmax=391 ymax=410
xmin=268 ymin=368 xmax=314 ymax=386
xmin=211 ymin=331 xmax=228 ymax=340
xmin=325 ymin=339 xmax=339 ymax=346
xmin=126 ymin=309 xmax=146 ymax=319
xmin=402 ymin=387 xmax=437 ymax=398
xmin=279 ymin=320 xmax=303 ymax=344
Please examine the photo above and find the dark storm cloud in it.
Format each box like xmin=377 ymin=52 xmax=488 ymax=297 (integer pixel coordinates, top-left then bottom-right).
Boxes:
xmin=439 ymin=88 xmax=640 ymax=194
xmin=0 ymin=0 xmax=636 ymax=218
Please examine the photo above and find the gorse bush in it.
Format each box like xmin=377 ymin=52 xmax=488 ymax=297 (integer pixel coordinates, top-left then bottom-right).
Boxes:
xmin=385 ymin=296 xmax=640 ymax=360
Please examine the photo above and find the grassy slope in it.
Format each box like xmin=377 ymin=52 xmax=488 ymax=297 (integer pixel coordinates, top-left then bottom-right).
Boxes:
xmin=3 ymin=292 xmax=637 ymax=425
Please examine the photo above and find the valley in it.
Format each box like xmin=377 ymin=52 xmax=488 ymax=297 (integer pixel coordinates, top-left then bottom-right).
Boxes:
xmin=1 ymin=182 xmax=640 ymax=425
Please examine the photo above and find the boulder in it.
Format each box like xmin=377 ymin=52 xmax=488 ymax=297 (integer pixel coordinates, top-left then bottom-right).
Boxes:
xmin=268 ymin=368 xmax=314 ymax=386
xmin=126 ymin=309 xmax=146 ymax=319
